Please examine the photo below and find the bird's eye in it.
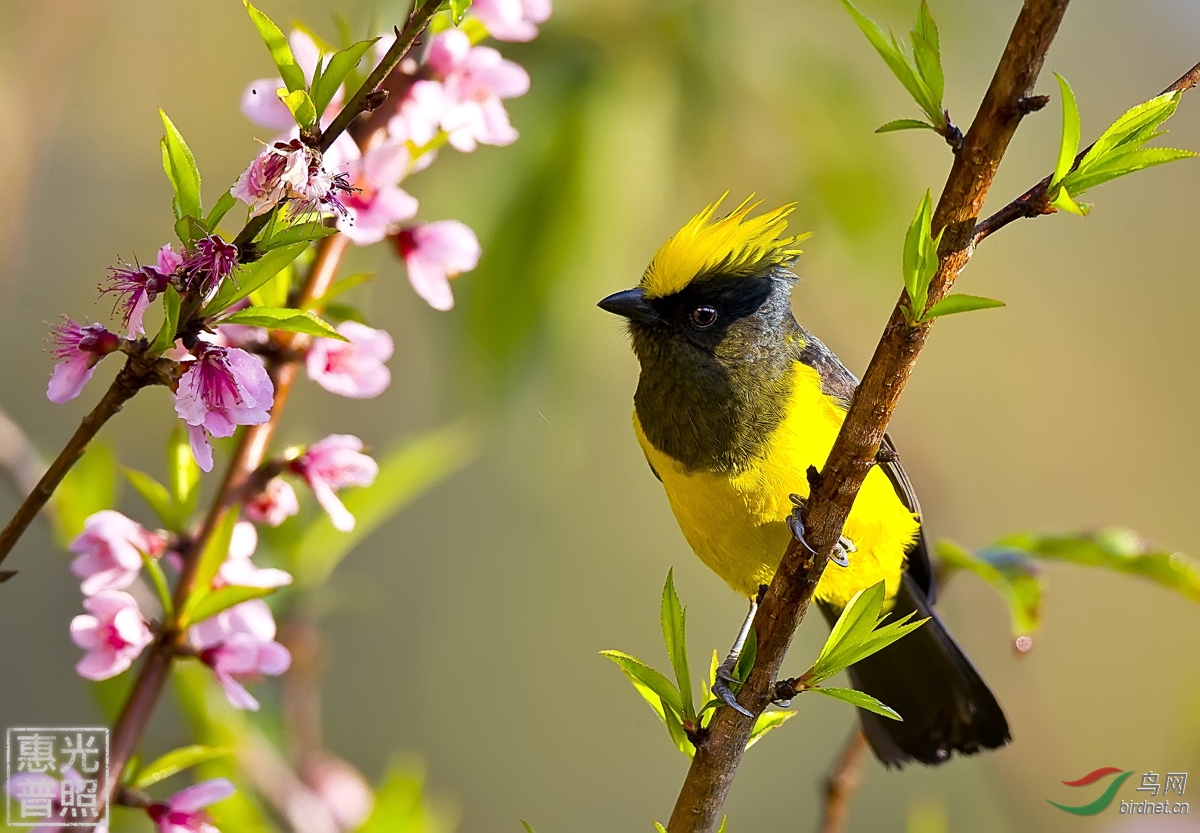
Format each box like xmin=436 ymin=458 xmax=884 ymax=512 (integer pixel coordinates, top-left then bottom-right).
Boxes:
xmin=691 ymin=305 xmax=718 ymax=328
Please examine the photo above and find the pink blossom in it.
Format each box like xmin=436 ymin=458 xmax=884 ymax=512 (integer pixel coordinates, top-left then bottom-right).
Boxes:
xmin=306 ymin=321 xmax=394 ymax=399
xmin=147 ymin=778 xmax=236 ymax=833
xmin=472 ymin=0 xmax=552 ymax=41
xmin=70 ymin=510 xmax=165 ymax=596
xmin=291 ymin=435 xmax=378 ymax=532
xmin=304 ymin=757 xmax=374 ymax=831
xmin=190 ymin=600 xmax=291 ymax=711
xmin=183 ymin=235 xmax=239 ymax=293
xmin=245 ymin=478 xmax=300 ymax=527
xmin=426 ymin=29 xmax=530 ymax=152
xmin=388 ymin=80 xmax=447 ymax=148
xmin=174 ymin=343 xmax=274 ymax=472
xmin=335 ymin=141 xmax=419 ymax=246
xmin=393 ymin=221 xmax=481 ymax=311
xmin=215 ymin=521 xmax=292 ymax=589
xmin=47 ymin=320 xmax=120 ymax=404
xmin=4 ymin=768 xmax=107 ymax=833
xmin=104 ymin=245 xmax=179 ymax=337
xmin=231 ymin=140 xmax=351 ymax=218
xmin=70 ymin=590 xmax=154 ymax=680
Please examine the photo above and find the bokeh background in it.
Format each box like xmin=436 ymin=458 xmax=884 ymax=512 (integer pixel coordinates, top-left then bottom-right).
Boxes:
xmin=2 ymin=0 xmax=1200 ymax=831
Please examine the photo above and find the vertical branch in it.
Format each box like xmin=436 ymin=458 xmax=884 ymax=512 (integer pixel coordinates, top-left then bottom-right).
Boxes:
xmin=665 ymin=2 xmax=1071 ymax=830
xmin=819 ymin=730 xmax=869 ymax=833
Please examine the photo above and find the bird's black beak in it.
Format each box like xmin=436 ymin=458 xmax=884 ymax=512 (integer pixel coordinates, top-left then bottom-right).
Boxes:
xmin=598 ymin=287 xmax=657 ymax=324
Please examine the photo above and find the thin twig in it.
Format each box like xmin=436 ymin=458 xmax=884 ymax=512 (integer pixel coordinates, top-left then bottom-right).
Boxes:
xmin=819 ymin=729 xmax=869 ymax=833
xmin=973 ymin=58 xmax=1200 ymax=244
xmin=665 ymin=2 xmax=1072 ymax=830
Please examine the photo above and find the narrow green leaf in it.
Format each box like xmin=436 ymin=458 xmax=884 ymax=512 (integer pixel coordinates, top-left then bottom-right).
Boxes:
xmin=716 ymin=819 xmax=727 ymax=833
xmin=188 ymin=585 xmax=279 ymax=625
xmin=661 ymin=570 xmax=694 ymax=721
xmin=167 ymin=424 xmax=201 ymax=513
xmin=938 ymin=540 xmax=1041 ymax=638
xmin=263 ymin=219 xmax=337 ymax=251
xmin=159 ymin=110 xmax=202 ymax=222
xmin=204 ymin=191 xmax=238 ymax=233
xmin=655 ymin=824 xmax=668 ymax=833
xmin=278 ymin=88 xmax=317 ymax=128
xmin=842 ymin=1 xmax=936 ymax=123
xmin=220 ymin=307 xmax=346 ymax=340
xmin=921 ymin=293 xmax=1005 ymax=321
xmin=203 ymin=242 xmax=308 ymax=316
xmin=661 ymin=703 xmax=696 ymax=758
xmin=522 ymin=823 xmax=536 ymax=833
xmin=733 ymin=626 xmax=757 ymax=684
xmin=49 ymin=444 xmax=119 ymax=546
xmin=141 ymin=551 xmax=173 ymax=620
xmin=1050 ymin=185 xmax=1090 ymax=216
xmin=600 ymin=650 xmax=685 ymax=718
xmin=243 ymin=1 xmax=306 ymax=93
xmin=311 ymin=271 xmax=375 ymax=311
xmin=910 ymin=1 xmax=943 ymax=107
xmin=119 ymin=754 xmax=141 ymax=788
xmin=122 ymin=468 xmax=175 ymax=529
xmin=746 ymin=709 xmax=796 ymax=750
xmin=814 ymin=581 xmax=886 ymax=677
xmin=876 ymin=118 xmax=937 ymax=134
xmin=814 ymin=687 xmax=903 ymax=720
xmin=1080 ymin=92 xmax=1180 ymax=170
xmin=449 ymin=0 xmax=473 ymax=23
xmin=1063 ymin=147 xmax=1197 ymax=196
xmin=151 ymin=286 xmax=182 ymax=355
xmin=133 ymin=745 xmax=230 ymax=790
xmin=181 ymin=509 xmax=240 ymax=624
xmin=292 ymin=424 xmax=480 ymax=587
xmin=1051 ymin=73 xmax=1081 ymax=187
xmin=902 ymin=191 xmax=935 ymax=319
xmin=824 ymin=612 xmax=926 ymax=672
xmin=310 ymin=39 xmax=378 ymax=118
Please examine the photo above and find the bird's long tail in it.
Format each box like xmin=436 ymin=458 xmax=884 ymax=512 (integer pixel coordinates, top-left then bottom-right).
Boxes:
xmin=821 ymin=574 xmax=1011 ymax=767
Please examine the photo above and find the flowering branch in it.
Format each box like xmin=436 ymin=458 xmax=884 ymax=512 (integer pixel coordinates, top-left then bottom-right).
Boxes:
xmin=665 ymin=1 xmax=1072 ymax=829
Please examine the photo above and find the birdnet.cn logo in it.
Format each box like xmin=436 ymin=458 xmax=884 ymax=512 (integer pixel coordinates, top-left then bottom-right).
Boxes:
xmin=1047 ymin=767 xmax=1189 ymax=816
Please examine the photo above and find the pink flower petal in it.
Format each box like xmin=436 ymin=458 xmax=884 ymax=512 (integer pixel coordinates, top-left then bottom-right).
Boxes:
xmin=47 ymin=356 xmax=96 ymax=404
xmin=169 ymin=778 xmax=237 ymax=813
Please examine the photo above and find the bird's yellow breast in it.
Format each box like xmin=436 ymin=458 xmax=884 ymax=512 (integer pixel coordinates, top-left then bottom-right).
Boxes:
xmin=635 ymin=360 xmax=919 ymax=607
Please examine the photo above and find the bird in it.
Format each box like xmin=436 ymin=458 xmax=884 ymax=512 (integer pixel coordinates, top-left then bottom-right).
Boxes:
xmin=597 ymin=194 xmax=1010 ymax=766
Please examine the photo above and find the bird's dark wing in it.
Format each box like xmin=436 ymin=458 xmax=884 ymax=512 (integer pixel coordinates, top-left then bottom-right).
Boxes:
xmin=792 ymin=329 xmax=936 ymax=602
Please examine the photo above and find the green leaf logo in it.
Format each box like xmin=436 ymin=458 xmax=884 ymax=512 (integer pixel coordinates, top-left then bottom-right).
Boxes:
xmin=1046 ymin=767 xmax=1134 ymax=815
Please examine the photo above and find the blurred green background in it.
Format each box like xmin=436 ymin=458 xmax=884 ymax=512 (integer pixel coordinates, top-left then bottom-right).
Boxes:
xmin=2 ymin=0 xmax=1200 ymax=831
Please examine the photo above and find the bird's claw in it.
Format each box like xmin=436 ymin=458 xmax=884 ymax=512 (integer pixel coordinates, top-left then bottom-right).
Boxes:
xmin=712 ymin=657 xmax=753 ymax=717
xmin=787 ymin=496 xmax=855 ymax=568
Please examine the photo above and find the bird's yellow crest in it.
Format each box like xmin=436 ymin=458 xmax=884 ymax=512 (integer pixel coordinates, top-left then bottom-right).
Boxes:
xmin=640 ymin=194 xmax=809 ymax=299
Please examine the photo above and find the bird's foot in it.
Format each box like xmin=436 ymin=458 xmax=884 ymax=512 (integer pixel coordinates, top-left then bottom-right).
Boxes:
xmin=712 ymin=656 xmax=752 ymax=717
xmin=787 ymin=496 xmax=855 ymax=568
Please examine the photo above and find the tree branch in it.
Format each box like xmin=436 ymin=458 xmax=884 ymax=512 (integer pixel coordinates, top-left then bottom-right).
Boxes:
xmin=972 ymin=58 xmax=1200 ymax=244
xmin=819 ymin=729 xmax=869 ymax=833
xmin=665 ymin=2 xmax=1071 ymax=830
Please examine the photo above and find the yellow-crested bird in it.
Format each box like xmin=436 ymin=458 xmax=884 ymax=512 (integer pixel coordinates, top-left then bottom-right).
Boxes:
xmin=598 ymin=195 xmax=1009 ymax=766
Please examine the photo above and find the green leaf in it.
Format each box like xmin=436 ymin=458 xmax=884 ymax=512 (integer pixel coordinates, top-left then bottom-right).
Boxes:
xmin=133 ymin=745 xmax=230 ymax=790
xmin=814 ymin=687 xmax=903 ymax=720
xmin=221 ymin=307 xmax=345 ymax=340
xmin=995 ymin=528 xmax=1200 ymax=604
xmin=910 ymin=1 xmax=943 ymax=107
xmin=841 ymin=1 xmax=939 ymax=125
xmin=357 ymin=760 xmax=456 ymax=833
xmin=921 ymin=293 xmax=1005 ymax=321
xmin=1062 ymin=147 xmax=1197 ymax=196
xmin=152 ymin=286 xmax=182 ymax=355
xmin=262 ymin=219 xmax=337 ymax=251
xmin=292 ymin=423 xmax=480 ymax=588
xmin=311 ymin=271 xmax=375 ymax=311
xmin=600 ymin=650 xmax=684 ymax=719
xmin=812 ymin=581 xmax=887 ymax=679
xmin=205 ymin=191 xmax=238 ymax=234
xmin=655 ymin=824 xmax=668 ymax=833
xmin=733 ymin=626 xmax=757 ymax=685
xmin=662 ymin=702 xmax=696 ymax=758
xmin=142 ymin=550 xmax=173 ymax=619
xmin=902 ymin=190 xmax=938 ymax=321
xmin=50 ymin=443 xmax=119 ymax=546
xmin=167 ymin=424 xmax=201 ymax=514
xmin=523 ymin=824 xmax=536 ymax=833
xmin=243 ymin=1 xmax=306 ymax=93
xmin=204 ymin=242 xmax=308 ymax=317
xmin=661 ymin=569 xmax=694 ymax=721
xmin=188 ymin=585 xmax=279 ymax=625
xmin=1080 ymin=92 xmax=1180 ymax=170
xmin=938 ymin=540 xmax=1041 ymax=638
xmin=159 ymin=110 xmax=202 ymax=223
xmin=1050 ymin=185 xmax=1090 ymax=216
xmin=181 ymin=509 xmax=240 ymax=625
xmin=278 ymin=88 xmax=317 ymax=128
xmin=876 ymin=118 xmax=936 ymax=134
xmin=449 ymin=0 xmax=473 ymax=24
xmin=123 ymin=468 xmax=175 ymax=529
xmin=311 ymin=39 xmax=378 ymax=118
xmin=746 ymin=709 xmax=797 ymax=750
xmin=1051 ymin=73 xmax=1081 ymax=187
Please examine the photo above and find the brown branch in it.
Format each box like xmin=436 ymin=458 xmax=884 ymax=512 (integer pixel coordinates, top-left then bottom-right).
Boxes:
xmin=0 ymin=351 xmax=176 ymax=577
xmin=664 ymin=2 xmax=1071 ymax=830
xmin=819 ymin=730 xmax=869 ymax=833
xmin=973 ymin=58 xmax=1200 ymax=244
